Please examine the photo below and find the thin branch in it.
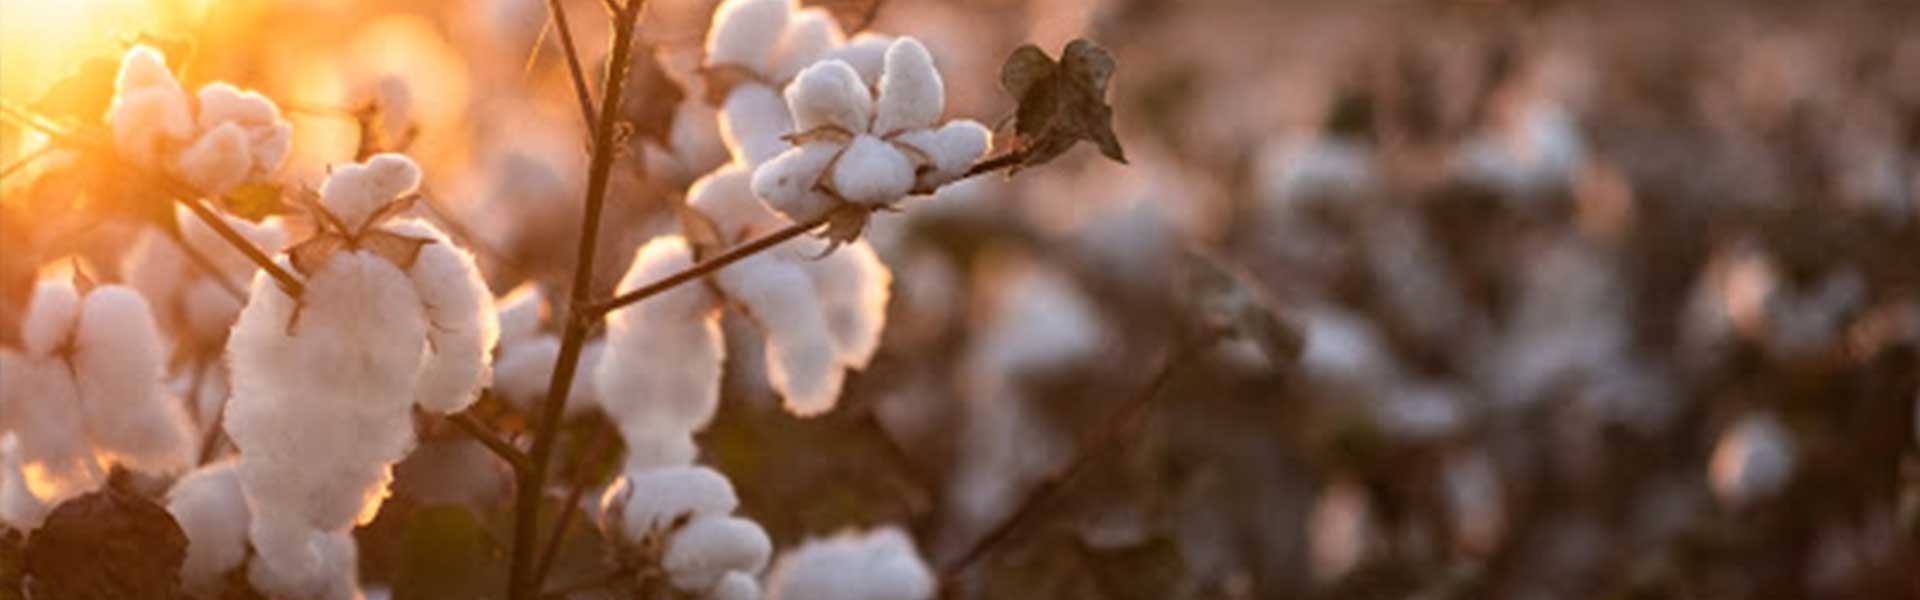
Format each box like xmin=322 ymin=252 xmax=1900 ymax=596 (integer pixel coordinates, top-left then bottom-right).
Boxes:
xmin=937 ymin=336 xmax=1217 ymax=586
xmin=192 ymin=360 xmax=227 ymax=465
xmin=451 ymin=410 xmax=532 ymax=474
xmin=511 ymin=3 xmax=645 ymax=598
xmin=533 ymin=423 xmax=618 ymax=585
xmin=0 ymin=103 xmax=306 ymax=297
xmin=0 ymin=143 xmax=56 ymax=180
xmin=546 ymin=0 xmax=600 ymax=132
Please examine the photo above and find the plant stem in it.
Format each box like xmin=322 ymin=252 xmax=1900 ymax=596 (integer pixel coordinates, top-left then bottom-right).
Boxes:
xmin=0 ymin=103 xmax=305 ymax=297
xmin=0 ymin=143 xmax=55 ymax=180
xmin=451 ymin=410 xmax=531 ymax=474
xmin=546 ymin=0 xmax=599 ymax=131
xmin=937 ymin=335 xmax=1216 ymax=586
xmin=509 ymin=3 xmax=645 ymax=598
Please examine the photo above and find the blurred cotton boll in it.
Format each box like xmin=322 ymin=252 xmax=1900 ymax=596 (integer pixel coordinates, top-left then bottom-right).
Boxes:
xmin=1709 ymin=412 xmax=1797 ymax=508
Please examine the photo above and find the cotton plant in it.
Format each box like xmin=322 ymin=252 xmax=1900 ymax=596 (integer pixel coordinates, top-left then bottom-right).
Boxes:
xmin=704 ymin=0 xmax=897 ymax=168
xmin=0 ymin=277 xmax=197 ymax=530
xmin=224 ymin=153 xmax=497 ymax=587
xmin=166 ymin=461 xmax=364 ymax=600
xmin=762 ymin=526 xmax=935 ymax=600
xmin=597 ymin=464 xmax=772 ymax=598
xmin=105 ymin=45 xmax=293 ymax=196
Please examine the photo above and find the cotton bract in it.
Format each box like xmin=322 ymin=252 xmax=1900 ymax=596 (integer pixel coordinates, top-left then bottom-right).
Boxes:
xmin=225 ymin=153 xmax=495 ymax=587
xmin=105 ymin=45 xmax=293 ymax=196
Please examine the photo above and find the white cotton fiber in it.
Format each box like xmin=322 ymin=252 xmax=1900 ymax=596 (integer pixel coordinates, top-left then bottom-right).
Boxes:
xmin=174 ymin=122 xmax=253 ymax=196
xmin=195 ymin=82 xmax=294 ymax=176
xmin=0 ymin=433 xmax=50 ymax=531
xmin=599 ymin=236 xmax=726 ymax=434
xmin=751 ymin=141 xmax=841 ymax=224
xmin=770 ymin=8 xmax=845 ymax=82
xmin=495 ymin=337 xmax=592 ymax=419
xmin=72 ymin=285 xmax=194 ymax=474
xmin=829 ymin=135 xmax=914 ymax=205
xmin=1 ymin=351 xmax=98 ymax=504
xmin=710 ymin=571 xmax=763 ymax=600
xmin=894 ymin=120 xmax=989 ymax=189
xmin=705 ymin=0 xmax=794 ymax=75
xmin=182 ymin=208 xmax=289 ymax=275
xmin=800 ymin=240 xmax=889 ymax=369
xmin=665 ymin=516 xmax=774 ymax=591
xmin=183 ymin=278 xmax=246 ymax=343
xmin=616 ymin=465 xmax=740 ymax=536
xmin=387 ymin=219 xmax=498 ymax=415
xmin=692 ymin=165 xmax=787 ymax=238
xmin=785 ymin=60 xmax=872 ymax=134
xmin=1709 ymin=412 xmax=1797 ymax=507
xmin=319 ymin=153 xmax=423 ymax=230
xmin=825 ymin=34 xmax=894 ymax=86
xmin=249 ymin=529 xmax=362 ymax=600
xmin=494 ymin=283 xmax=546 ymax=347
xmin=764 ymin=526 xmax=934 ymax=600
xmin=872 ymin=38 xmax=943 ymax=135
xmin=166 ymin=461 xmax=252 ymax=597
xmin=20 ymin=279 xmax=79 ymax=356
xmin=106 ymin=46 xmax=192 ymax=167
xmin=721 ymin=84 xmax=797 ymax=168
xmin=714 ymin=253 xmax=843 ymax=417
xmin=618 ymin=424 xmax=698 ymax=471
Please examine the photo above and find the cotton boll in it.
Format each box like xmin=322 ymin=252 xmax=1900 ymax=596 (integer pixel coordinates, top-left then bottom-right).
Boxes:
xmin=825 ymin=34 xmax=894 ymax=86
xmin=830 ymin=136 xmax=914 ymax=205
xmin=619 ymin=424 xmax=698 ymax=471
xmin=1 ymin=352 xmax=99 ymax=504
xmin=617 ymin=465 xmax=740 ymax=537
xmin=721 ymin=84 xmax=797 ymax=168
xmin=385 ymin=219 xmax=498 ymax=415
xmin=599 ymin=237 xmax=726 ymax=433
xmin=0 ymin=434 xmax=50 ymax=531
xmin=705 ymin=0 xmax=793 ymax=75
xmin=1709 ymin=412 xmax=1796 ymax=508
xmin=195 ymin=83 xmax=294 ymax=175
xmin=752 ymin=141 xmax=841 ymax=224
xmin=893 ymin=120 xmax=989 ymax=188
xmin=166 ymin=461 xmax=252 ymax=597
xmin=174 ymin=122 xmax=254 ymax=195
xmin=710 ymin=571 xmax=762 ymax=600
xmin=494 ymin=283 xmax=546 ymax=347
xmin=872 ymin=38 xmax=944 ymax=135
xmin=715 ymin=254 xmax=843 ymax=416
xmin=692 ymin=165 xmax=788 ymax=239
xmin=249 ymin=530 xmax=362 ymax=600
xmin=786 ymin=60 xmax=872 ymax=134
xmin=770 ymin=8 xmax=844 ymax=82
xmin=21 ymin=279 xmax=79 ymax=356
xmin=665 ymin=516 xmax=773 ymax=591
xmin=72 ymin=286 xmax=194 ymax=474
xmin=320 ymin=153 xmax=423 ymax=231
xmin=764 ymin=526 xmax=934 ymax=600
xmin=106 ymin=47 xmax=192 ymax=167
xmin=800 ymin=240 xmax=889 ymax=369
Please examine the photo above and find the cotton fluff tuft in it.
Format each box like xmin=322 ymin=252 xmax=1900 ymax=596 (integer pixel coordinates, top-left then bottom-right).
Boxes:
xmin=166 ymin=461 xmax=252 ymax=598
xmin=769 ymin=8 xmax=844 ymax=82
xmin=607 ymin=465 xmax=740 ymax=537
xmin=872 ymin=38 xmax=943 ymax=135
xmin=803 ymin=240 xmax=890 ymax=368
xmin=829 ymin=135 xmax=915 ymax=205
xmin=104 ymin=46 xmax=292 ymax=195
xmin=174 ymin=123 xmax=255 ymax=197
xmin=721 ymin=84 xmax=798 ymax=168
xmin=705 ymin=0 xmax=794 ymax=75
xmin=825 ymin=34 xmax=895 ymax=85
xmin=106 ymin=46 xmax=192 ymax=167
xmin=715 ymin=253 xmax=843 ymax=416
xmin=0 ymin=434 xmax=50 ymax=531
xmin=320 ymin=153 xmax=423 ymax=231
xmin=664 ymin=516 xmax=773 ymax=591
xmin=890 ymin=120 xmax=990 ymax=188
xmin=752 ymin=141 xmax=841 ymax=224
xmin=20 ymin=279 xmax=79 ymax=356
xmin=786 ymin=60 xmax=871 ymax=133
xmin=72 ymin=286 xmax=195 ymax=474
xmin=598 ymin=237 xmax=726 ymax=436
xmin=764 ymin=526 xmax=934 ymax=600
xmin=711 ymin=571 xmax=763 ymax=600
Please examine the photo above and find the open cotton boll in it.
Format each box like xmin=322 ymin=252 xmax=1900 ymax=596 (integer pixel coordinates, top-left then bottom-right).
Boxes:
xmin=21 ymin=279 xmax=79 ymax=356
xmin=600 ymin=237 xmax=725 ymax=433
xmin=2 ymin=353 xmax=99 ymax=504
xmin=830 ymin=135 xmax=915 ymax=205
xmin=248 ymin=529 xmax=362 ymax=600
xmin=174 ymin=122 xmax=254 ymax=196
xmin=826 ymin=34 xmax=894 ymax=86
xmin=494 ymin=283 xmax=546 ymax=347
xmin=619 ymin=424 xmax=698 ymax=471
xmin=616 ymin=465 xmax=739 ymax=536
xmin=765 ymin=526 xmax=934 ymax=600
xmin=0 ymin=434 xmax=51 ymax=531
xmin=386 ymin=219 xmax=499 ymax=415
xmin=872 ymin=38 xmax=944 ymax=135
xmin=195 ymin=82 xmax=294 ymax=175
xmin=752 ymin=141 xmax=841 ymax=224
xmin=320 ymin=153 xmax=423 ymax=231
xmin=894 ymin=120 xmax=989 ymax=188
xmin=666 ymin=516 xmax=773 ymax=592
xmin=786 ymin=60 xmax=872 ymax=133
xmin=769 ymin=8 xmax=845 ymax=82
xmin=72 ymin=286 xmax=195 ymax=474
xmin=714 ymin=254 xmax=843 ymax=416
xmin=1709 ymin=412 xmax=1796 ymax=507
xmin=106 ymin=46 xmax=192 ymax=167
xmin=705 ymin=0 xmax=794 ymax=75
xmin=710 ymin=571 xmax=762 ymax=600
xmin=692 ymin=165 xmax=789 ymax=239
xmin=166 ymin=461 xmax=252 ymax=597
xmin=800 ymin=240 xmax=889 ymax=369
xmin=721 ymin=84 xmax=797 ymax=168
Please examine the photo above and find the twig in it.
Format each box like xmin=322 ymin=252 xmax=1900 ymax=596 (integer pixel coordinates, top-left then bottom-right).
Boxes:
xmin=533 ymin=423 xmax=618 ymax=586
xmin=546 ymin=0 xmax=600 ymax=133
xmin=192 ymin=360 xmax=226 ymax=465
xmin=0 ymin=143 xmax=56 ymax=180
xmin=451 ymin=410 xmax=532 ymax=474
xmin=0 ymin=103 xmax=306 ymax=297
xmin=510 ymin=3 xmax=645 ymax=598
xmin=936 ymin=336 xmax=1217 ymax=586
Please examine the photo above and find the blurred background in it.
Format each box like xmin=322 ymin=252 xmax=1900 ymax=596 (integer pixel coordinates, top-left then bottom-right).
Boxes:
xmin=3 ymin=0 xmax=1920 ymax=598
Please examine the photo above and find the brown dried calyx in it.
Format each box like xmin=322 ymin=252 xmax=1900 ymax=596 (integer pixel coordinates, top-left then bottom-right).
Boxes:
xmin=287 ymin=191 xmax=433 ymax=277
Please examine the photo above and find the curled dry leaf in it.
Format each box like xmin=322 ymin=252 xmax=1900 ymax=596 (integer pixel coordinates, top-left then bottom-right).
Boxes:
xmin=999 ymin=38 xmax=1128 ymax=172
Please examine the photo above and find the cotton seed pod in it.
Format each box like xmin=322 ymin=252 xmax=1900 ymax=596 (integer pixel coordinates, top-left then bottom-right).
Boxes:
xmin=786 ymin=60 xmax=872 ymax=134
xmin=319 ymin=153 xmax=423 ymax=231
xmin=894 ymin=120 xmax=990 ymax=189
xmin=872 ymin=38 xmax=944 ymax=135
xmin=705 ymin=0 xmax=793 ymax=74
xmin=714 ymin=253 xmax=843 ymax=416
xmin=830 ymin=135 xmax=915 ymax=205
xmin=752 ymin=141 xmax=842 ymax=224
xmin=664 ymin=516 xmax=773 ymax=592
xmin=721 ymin=84 xmax=796 ymax=168
xmin=770 ymin=8 xmax=845 ymax=82
xmin=174 ymin=122 xmax=253 ymax=195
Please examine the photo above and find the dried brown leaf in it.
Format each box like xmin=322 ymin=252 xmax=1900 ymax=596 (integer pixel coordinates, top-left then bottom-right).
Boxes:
xmin=1000 ymin=39 xmax=1128 ymax=172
